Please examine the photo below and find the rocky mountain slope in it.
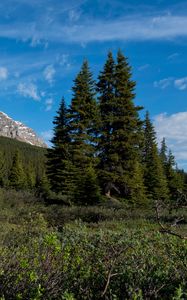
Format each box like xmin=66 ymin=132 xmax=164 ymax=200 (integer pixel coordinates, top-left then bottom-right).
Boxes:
xmin=0 ymin=111 xmax=47 ymax=147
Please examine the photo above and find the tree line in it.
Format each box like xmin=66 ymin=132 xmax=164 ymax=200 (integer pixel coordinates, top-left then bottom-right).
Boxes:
xmin=46 ymin=50 xmax=186 ymax=206
xmin=0 ymin=136 xmax=46 ymax=190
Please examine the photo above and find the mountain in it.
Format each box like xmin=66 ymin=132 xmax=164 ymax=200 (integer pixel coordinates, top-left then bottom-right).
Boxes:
xmin=0 ymin=111 xmax=47 ymax=147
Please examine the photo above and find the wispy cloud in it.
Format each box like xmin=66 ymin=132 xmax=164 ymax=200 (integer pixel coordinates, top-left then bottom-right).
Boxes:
xmin=174 ymin=77 xmax=187 ymax=90
xmin=43 ymin=65 xmax=56 ymax=84
xmin=154 ymin=76 xmax=187 ymax=91
xmin=1 ymin=14 xmax=187 ymax=44
xmin=41 ymin=129 xmax=53 ymax=146
xmin=0 ymin=67 xmax=8 ymax=80
xmin=56 ymin=54 xmax=71 ymax=68
xmin=138 ymin=64 xmax=150 ymax=71
xmin=154 ymin=77 xmax=173 ymax=89
xmin=45 ymin=98 xmax=53 ymax=111
xmin=68 ymin=9 xmax=81 ymax=22
xmin=17 ymin=82 xmax=41 ymax=101
xmin=167 ymin=53 xmax=180 ymax=60
xmin=154 ymin=112 xmax=187 ymax=166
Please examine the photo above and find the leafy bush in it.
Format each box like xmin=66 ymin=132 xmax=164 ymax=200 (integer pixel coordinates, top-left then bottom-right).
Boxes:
xmin=1 ymin=222 xmax=187 ymax=299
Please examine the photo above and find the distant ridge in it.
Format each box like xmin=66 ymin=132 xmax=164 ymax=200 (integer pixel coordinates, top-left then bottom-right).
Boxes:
xmin=0 ymin=111 xmax=47 ymax=148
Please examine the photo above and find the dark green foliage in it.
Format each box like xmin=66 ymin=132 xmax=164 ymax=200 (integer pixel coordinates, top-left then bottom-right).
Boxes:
xmin=0 ymin=150 xmax=6 ymax=186
xmin=0 ymin=136 xmax=46 ymax=189
xmin=8 ymin=150 xmax=27 ymax=190
xmin=67 ymin=59 xmax=102 ymax=200
xmin=166 ymin=150 xmax=185 ymax=204
xmin=35 ymin=173 xmax=51 ymax=199
xmin=46 ymin=98 xmax=72 ymax=194
xmin=143 ymin=112 xmax=169 ymax=201
xmin=45 ymin=51 xmax=186 ymax=206
xmin=47 ymin=62 xmax=101 ymax=203
xmin=130 ymin=161 xmax=148 ymax=205
xmin=160 ymin=137 xmax=168 ymax=169
xmin=159 ymin=139 xmax=185 ymax=204
xmin=68 ymin=60 xmax=98 ymax=168
xmin=26 ymin=163 xmax=36 ymax=189
xmin=97 ymin=50 xmax=144 ymax=199
xmin=74 ymin=164 xmax=101 ymax=205
xmin=97 ymin=52 xmax=118 ymax=195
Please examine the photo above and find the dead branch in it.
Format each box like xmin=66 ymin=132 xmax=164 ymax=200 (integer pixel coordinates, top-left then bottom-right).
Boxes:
xmin=155 ymin=200 xmax=187 ymax=240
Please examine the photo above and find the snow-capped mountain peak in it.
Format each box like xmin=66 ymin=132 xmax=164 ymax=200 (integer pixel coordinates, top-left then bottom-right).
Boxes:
xmin=0 ymin=111 xmax=47 ymax=147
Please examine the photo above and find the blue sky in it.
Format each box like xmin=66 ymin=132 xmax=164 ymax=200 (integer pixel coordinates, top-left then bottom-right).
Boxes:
xmin=1 ymin=0 xmax=187 ymax=169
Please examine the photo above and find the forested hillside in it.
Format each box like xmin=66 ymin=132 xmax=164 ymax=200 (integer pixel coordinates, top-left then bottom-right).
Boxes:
xmin=0 ymin=136 xmax=46 ymax=189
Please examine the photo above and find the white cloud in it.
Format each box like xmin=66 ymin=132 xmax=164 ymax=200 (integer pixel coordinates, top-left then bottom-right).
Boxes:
xmin=43 ymin=65 xmax=56 ymax=84
xmin=174 ymin=77 xmax=187 ymax=90
xmin=56 ymin=15 xmax=187 ymax=43
xmin=41 ymin=130 xmax=53 ymax=140
xmin=2 ymin=14 xmax=187 ymax=44
xmin=0 ymin=67 xmax=8 ymax=80
xmin=154 ymin=76 xmax=187 ymax=91
xmin=154 ymin=77 xmax=173 ymax=89
xmin=138 ymin=64 xmax=150 ymax=71
xmin=154 ymin=112 xmax=187 ymax=167
xmin=17 ymin=82 xmax=41 ymax=101
xmin=167 ymin=53 xmax=180 ymax=60
xmin=45 ymin=98 xmax=53 ymax=111
xmin=41 ymin=130 xmax=53 ymax=146
xmin=56 ymin=54 xmax=71 ymax=68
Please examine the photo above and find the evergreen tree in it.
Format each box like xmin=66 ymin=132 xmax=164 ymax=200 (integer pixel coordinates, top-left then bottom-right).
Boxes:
xmin=46 ymin=98 xmax=72 ymax=194
xmin=0 ymin=150 xmax=6 ymax=187
xmin=26 ymin=163 xmax=36 ymax=190
xmin=68 ymin=60 xmax=99 ymax=168
xmin=75 ymin=164 xmax=101 ymax=205
xmin=143 ymin=112 xmax=169 ymax=201
xmin=142 ymin=111 xmax=157 ymax=163
xmin=8 ymin=150 xmax=26 ymax=190
xmin=97 ymin=50 xmax=144 ymax=199
xmin=66 ymin=60 xmax=101 ymax=203
xmin=160 ymin=138 xmax=168 ymax=171
xmin=130 ymin=161 xmax=148 ymax=205
xmin=159 ymin=139 xmax=185 ymax=204
xmin=97 ymin=51 xmax=117 ymax=195
xmin=165 ymin=150 xmax=184 ymax=204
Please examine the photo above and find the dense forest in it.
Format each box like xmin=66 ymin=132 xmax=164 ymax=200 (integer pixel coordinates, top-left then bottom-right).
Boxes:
xmin=1 ymin=50 xmax=187 ymax=300
xmin=45 ymin=50 xmax=187 ymax=207
xmin=0 ymin=136 xmax=46 ymax=189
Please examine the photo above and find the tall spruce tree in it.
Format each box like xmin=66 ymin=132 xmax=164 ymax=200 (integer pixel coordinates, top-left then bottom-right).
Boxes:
xmin=8 ymin=150 xmax=26 ymax=190
xmin=143 ymin=112 xmax=169 ymax=201
xmin=47 ymin=62 xmax=101 ymax=204
xmin=97 ymin=52 xmax=117 ymax=195
xmin=46 ymin=98 xmax=73 ymax=194
xmin=160 ymin=138 xmax=168 ymax=171
xmin=68 ymin=60 xmax=98 ymax=168
xmin=97 ymin=50 xmax=145 ymax=199
xmin=66 ymin=60 xmax=101 ymax=204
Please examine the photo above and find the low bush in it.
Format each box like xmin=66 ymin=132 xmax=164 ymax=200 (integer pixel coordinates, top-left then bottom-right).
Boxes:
xmin=1 ymin=222 xmax=187 ymax=299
